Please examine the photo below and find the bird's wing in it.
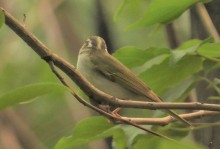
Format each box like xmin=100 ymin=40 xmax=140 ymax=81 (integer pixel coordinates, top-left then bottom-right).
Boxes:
xmin=90 ymin=52 xmax=162 ymax=102
xmin=90 ymin=52 xmax=193 ymax=127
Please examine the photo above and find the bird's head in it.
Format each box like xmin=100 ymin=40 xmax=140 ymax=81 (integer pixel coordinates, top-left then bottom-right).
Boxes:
xmin=79 ymin=36 xmax=107 ymax=54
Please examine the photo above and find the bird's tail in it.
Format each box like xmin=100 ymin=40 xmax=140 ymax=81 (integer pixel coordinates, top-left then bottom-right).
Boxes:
xmin=145 ymin=90 xmax=192 ymax=127
xmin=164 ymin=109 xmax=192 ymax=127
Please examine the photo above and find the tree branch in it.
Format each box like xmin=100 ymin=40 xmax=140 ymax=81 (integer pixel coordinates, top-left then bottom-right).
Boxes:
xmin=1 ymin=7 xmax=220 ymax=112
xmin=120 ymin=110 xmax=220 ymax=125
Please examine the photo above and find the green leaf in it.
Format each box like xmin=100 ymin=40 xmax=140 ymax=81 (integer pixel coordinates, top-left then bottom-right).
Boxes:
xmin=163 ymin=77 xmax=195 ymax=101
xmin=159 ymin=139 xmax=203 ymax=149
xmin=0 ymin=10 xmax=5 ymax=28
xmin=170 ymin=43 xmax=200 ymax=64
xmin=113 ymin=0 xmax=127 ymax=21
xmin=171 ymin=37 xmax=213 ymax=64
xmin=133 ymin=54 xmax=169 ymax=74
xmin=197 ymin=42 xmax=220 ymax=58
xmin=128 ymin=0 xmax=206 ymax=29
xmin=0 ymin=83 xmax=67 ymax=110
xmin=133 ymin=135 xmax=159 ymax=149
xmin=133 ymin=135 xmax=203 ymax=149
xmin=113 ymin=46 xmax=170 ymax=69
xmin=139 ymin=55 xmax=203 ymax=95
xmin=177 ymin=39 xmax=203 ymax=50
xmin=54 ymin=117 xmax=126 ymax=149
xmin=113 ymin=0 xmax=149 ymax=23
xmin=152 ymin=123 xmax=190 ymax=139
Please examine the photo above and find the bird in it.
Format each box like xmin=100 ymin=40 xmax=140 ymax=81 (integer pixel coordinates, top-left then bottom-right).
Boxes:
xmin=77 ymin=36 xmax=191 ymax=126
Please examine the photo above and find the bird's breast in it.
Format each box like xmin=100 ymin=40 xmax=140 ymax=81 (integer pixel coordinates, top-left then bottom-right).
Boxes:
xmin=77 ymin=53 xmax=143 ymax=100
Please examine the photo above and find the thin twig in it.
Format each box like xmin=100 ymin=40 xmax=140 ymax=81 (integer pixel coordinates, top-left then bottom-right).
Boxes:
xmin=120 ymin=110 xmax=220 ymax=125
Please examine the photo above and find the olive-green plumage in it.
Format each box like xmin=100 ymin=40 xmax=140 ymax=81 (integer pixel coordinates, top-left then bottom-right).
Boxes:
xmin=77 ymin=36 xmax=191 ymax=126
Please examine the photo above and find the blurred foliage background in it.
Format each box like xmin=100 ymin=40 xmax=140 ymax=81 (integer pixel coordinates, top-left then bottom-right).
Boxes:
xmin=0 ymin=0 xmax=220 ymax=149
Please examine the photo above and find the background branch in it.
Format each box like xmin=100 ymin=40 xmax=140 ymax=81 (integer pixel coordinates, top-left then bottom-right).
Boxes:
xmin=196 ymin=3 xmax=220 ymax=42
